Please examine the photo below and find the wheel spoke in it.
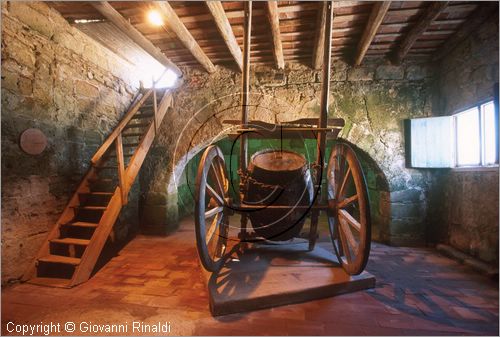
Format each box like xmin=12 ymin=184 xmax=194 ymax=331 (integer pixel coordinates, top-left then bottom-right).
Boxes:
xmin=338 ymin=221 xmax=352 ymax=262
xmin=339 ymin=209 xmax=361 ymax=232
xmin=339 ymin=217 xmax=358 ymax=254
xmin=338 ymin=166 xmax=351 ymax=198
xmin=205 ymin=206 xmax=223 ymax=219
xmin=338 ymin=194 xmax=358 ymax=209
xmin=206 ymin=183 xmax=224 ymax=205
xmin=215 ymin=159 xmax=228 ymax=193
xmin=209 ymin=162 xmax=224 ymax=194
xmin=205 ymin=214 xmax=222 ymax=246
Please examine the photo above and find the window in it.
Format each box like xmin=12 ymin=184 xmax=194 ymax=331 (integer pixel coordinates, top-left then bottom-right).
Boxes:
xmin=455 ymin=101 xmax=497 ymax=167
xmin=406 ymin=99 xmax=498 ymax=169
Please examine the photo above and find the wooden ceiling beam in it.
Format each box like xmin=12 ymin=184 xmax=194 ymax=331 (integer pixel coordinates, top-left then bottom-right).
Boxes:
xmin=394 ymin=1 xmax=449 ymax=64
xmin=154 ymin=1 xmax=216 ymax=73
xmin=266 ymin=1 xmax=285 ymax=69
xmin=433 ymin=3 xmax=498 ymax=61
xmin=206 ymin=1 xmax=243 ymax=71
xmin=89 ymin=1 xmax=182 ymax=77
xmin=354 ymin=1 xmax=391 ymax=66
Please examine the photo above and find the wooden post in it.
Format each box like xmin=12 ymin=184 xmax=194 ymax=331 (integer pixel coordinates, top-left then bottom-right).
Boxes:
xmin=494 ymin=83 xmax=499 ymax=164
xmin=317 ymin=1 xmax=333 ymax=167
xmin=309 ymin=0 xmax=333 ymax=250
xmin=153 ymin=77 xmax=158 ymax=133
xmin=239 ymin=1 xmax=252 ymax=242
xmin=115 ymin=134 xmax=127 ymax=205
xmin=312 ymin=2 xmax=327 ymax=70
xmin=240 ymin=1 xmax=252 ymax=174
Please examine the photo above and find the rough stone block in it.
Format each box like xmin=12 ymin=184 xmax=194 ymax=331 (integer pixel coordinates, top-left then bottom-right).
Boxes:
xmin=330 ymin=60 xmax=348 ymax=81
xmin=144 ymin=191 xmax=168 ymax=205
xmin=390 ymin=189 xmax=422 ymax=203
xmin=390 ymin=218 xmax=423 ymax=235
xmin=83 ymin=130 xmax=102 ymax=145
xmin=5 ymin=40 xmax=36 ymax=69
xmin=75 ymin=80 xmax=99 ymax=98
xmin=347 ymin=67 xmax=374 ymax=81
xmin=405 ymin=65 xmax=427 ymax=81
xmin=255 ymin=71 xmax=286 ymax=87
xmin=391 ymin=202 xmax=423 ymax=219
xmin=18 ymin=77 xmax=33 ymax=96
xmin=141 ymin=204 xmax=167 ymax=228
xmin=287 ymin=69 xmax=315 ymax=85
xmin=375 ymin=65 xmax=404 ymax=80
xmin=8 ymin=3 xmax=54 ymax=38
xmin=1 ymin=71 xmax=19 ymax=92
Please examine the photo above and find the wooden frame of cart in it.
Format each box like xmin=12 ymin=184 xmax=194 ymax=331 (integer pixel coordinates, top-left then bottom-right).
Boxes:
xmin=194 ymin=1 xmax=371 ymax=277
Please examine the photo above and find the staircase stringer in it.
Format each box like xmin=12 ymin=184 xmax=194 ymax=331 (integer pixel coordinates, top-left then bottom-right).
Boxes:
xmin=21 ymin=167 xmax=98 ymax=282
xmin=69 ymin=90 xmax=173 ymax=286
xmin=70 ymin=187 xmax=122 ymax=286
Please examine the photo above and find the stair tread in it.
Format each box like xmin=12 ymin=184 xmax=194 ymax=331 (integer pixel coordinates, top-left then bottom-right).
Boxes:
xmin=122 ymin=133 xmax=143 ymax=137
xmin=28 ymin=277 xmax=72 ymax=288
xmin=51 ymin=238 xmax=91 ymax=245
xmin=88 ymin=177 xmax=116 ymax=182
xmin=73 ymin=205 xmax=107 ymax=211
xmin=67 ymin=221 xmax=99 ymax=228
xmin=132 ymin=113 xmax=153 ymax=119
xmin=79 ymin=192 xmax=113 ymax=196
xmin=38 ymin=254 xmax=81 ymax=265
xmin=124 ymin=123 xmax=149 ymax=129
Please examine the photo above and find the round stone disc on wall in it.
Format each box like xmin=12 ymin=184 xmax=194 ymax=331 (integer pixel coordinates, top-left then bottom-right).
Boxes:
xmin=19 ymin=128 xmax=48 ymax=155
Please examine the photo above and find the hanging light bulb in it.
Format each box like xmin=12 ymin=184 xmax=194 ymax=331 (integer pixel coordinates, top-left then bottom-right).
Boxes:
xmin=148 ymin=10 xmax=164 ymax=26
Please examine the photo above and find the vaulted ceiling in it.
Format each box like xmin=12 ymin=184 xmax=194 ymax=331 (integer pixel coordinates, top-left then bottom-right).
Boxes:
xmin=49 ymin=1 xmax=496 ymax=73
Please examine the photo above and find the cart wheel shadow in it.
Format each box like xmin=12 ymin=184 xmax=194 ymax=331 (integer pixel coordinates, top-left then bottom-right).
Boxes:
xmin=208 ymin=240 xmax=343 ymax=322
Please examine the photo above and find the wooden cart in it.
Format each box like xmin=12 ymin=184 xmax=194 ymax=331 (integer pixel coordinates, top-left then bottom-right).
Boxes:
xmin=194 ymin=1 xmax=371 ymax=276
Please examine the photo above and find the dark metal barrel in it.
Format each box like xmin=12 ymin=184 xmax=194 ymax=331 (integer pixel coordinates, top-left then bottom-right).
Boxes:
xmin=244 ymin=149 xmax=313 ymax=241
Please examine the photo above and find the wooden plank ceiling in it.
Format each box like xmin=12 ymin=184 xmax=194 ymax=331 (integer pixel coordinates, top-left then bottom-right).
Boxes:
xmin=49 ymin=1 xmax=491 ymax=72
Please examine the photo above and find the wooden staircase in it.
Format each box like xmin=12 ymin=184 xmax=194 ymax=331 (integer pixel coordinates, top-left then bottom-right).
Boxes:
xmin=22 ymin=77 xmax=173 ymax=288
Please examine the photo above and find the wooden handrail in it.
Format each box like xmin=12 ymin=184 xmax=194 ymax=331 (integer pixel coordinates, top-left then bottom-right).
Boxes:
xmin=91 ymin=91 xmax=150 ymax=165
xmin=115 ymin=134 xmax=127 ymax=205
xmin=91 ymin=68 xmax=171 ymax=165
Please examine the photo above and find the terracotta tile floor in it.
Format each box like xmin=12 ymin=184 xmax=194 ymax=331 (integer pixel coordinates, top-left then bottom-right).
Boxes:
xmin=2 ymin=218 xmax=498 ymax=336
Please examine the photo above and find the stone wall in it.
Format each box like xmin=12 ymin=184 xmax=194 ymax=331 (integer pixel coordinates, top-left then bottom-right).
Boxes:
xmin=141 ymin=60 xmax=437 ymax=246
xmin=432 ymin=13 xmax=499 ymax=264
xmin=1 ymin=2 xmax=143 ymax=284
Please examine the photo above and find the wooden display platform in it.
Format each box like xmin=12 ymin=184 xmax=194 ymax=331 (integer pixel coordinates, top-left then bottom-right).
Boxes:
xmin=202 ymin=241 xmax=376 ymax=316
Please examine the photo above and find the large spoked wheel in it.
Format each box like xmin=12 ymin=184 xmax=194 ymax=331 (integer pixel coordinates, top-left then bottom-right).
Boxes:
xmin=195 ymin=145 xmax=230 ymax=272
xmin=327 ymin=142 xmax=371 ymax=275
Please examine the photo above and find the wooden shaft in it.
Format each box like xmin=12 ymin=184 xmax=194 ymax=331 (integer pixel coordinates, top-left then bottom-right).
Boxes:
xmin=316 ymin=1 xmax=333 ymax=172
xmin=240 ymin=1 xmax=252 ymax=173
xmin=115 ymin=134 xmax=127 ymax=205
xmin=153 ymin=79 xmax=158 ymax=132
xmin=494 ymin=83 xmax=499 ymax=164
xmin=235 ymin=204 xmax=329 ymax=211
xmin=312 ymin=2 xmax=327 ymax=70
